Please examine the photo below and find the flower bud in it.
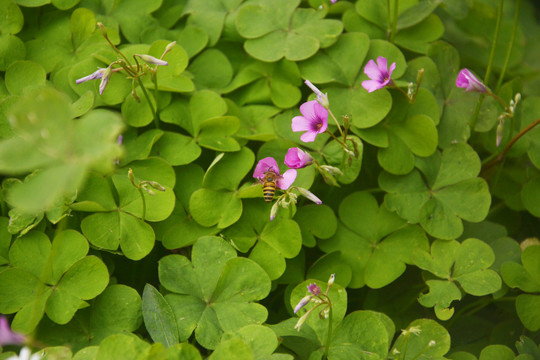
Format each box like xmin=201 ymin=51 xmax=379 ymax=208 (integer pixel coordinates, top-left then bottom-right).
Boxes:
xmin=294 ymin=295 xmax=312 ymax=314
xmin=135 ymin=54 xmax=168 ymax=66
xmin=284 ymin=147 xmax=313 ymax=169
xmin=296 ymin=187 xmax=322 ymax=205
xmin=128 ymin=168 xmax=136 ymax=187
xmin=99 ymin=66 xmax=112 ymax=95
xmin=304 ymin=80 xmax=330 ymax=108
xmin=163 ymin=41 xmax=176 ymax=56
xmin=327 ymin=273 xmax=335 ymax=286
xmin=270 ymin=201 xmax=279 ymax=221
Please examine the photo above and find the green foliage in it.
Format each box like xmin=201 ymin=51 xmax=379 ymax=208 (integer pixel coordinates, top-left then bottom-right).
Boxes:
xmin=1 ymin=0 xmax=540 ymax=359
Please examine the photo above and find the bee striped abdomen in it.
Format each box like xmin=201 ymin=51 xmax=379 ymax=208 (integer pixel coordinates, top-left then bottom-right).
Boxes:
xmin=262 ymin=171 xmax=277 ymax=203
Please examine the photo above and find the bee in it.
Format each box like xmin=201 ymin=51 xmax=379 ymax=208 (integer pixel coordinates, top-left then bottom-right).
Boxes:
xmin=262 ymin=169 xmax=277 ymax=203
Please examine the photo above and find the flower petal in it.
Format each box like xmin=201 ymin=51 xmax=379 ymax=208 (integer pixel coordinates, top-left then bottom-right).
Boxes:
xmin=300 ymin=131 xmax=318 ymax=143
xmin=376 ymin=56 xmax=388 ymax=73
xmin=312 ymin=102 xmax=329 ymax=124
xmin=388 ymin=62 xmax=396 ymax=76
xmin=299 ymin=100 xmax=319 ymax=121
xmin=291 ymin=116 xmax=312 ymax=132
xmin=362 ymin=79 xmax=385 ymax=93
xmin=254 ymin=157 xmax=279 ymax=179
xmin=277 ymin=169 xmax=297 ymax=190
xmin=363 ymin=59 xmax=381 ymax=81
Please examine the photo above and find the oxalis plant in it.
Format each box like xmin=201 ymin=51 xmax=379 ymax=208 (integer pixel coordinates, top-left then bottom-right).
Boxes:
xmin=1 ymin=0 xmax=540 ymax=359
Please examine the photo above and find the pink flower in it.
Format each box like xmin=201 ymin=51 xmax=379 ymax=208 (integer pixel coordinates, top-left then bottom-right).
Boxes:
xmin=307 ymin=283 xmax=321 ymax=296
xmin=456 ymin=68 xmax=487 ymax=93
xmin=294 ymin=295 xmax=312 ymax=314
xmin=0 ymin=316 xmax=25 ymax=346
xmin=361 ymin=56 xmax=396 ymax=93
xmin=253 ymin=157 xmax=297 ymax=190
xmin=291 ymin=100 xmax=328 ymax=143
xmin=284 ymin=148 xmax=313 ymax=169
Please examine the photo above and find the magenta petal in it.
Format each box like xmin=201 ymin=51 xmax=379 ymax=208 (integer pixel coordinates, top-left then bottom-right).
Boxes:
xmin=277 ymin=169 xmax=297 ymax=190
xmin=299 ymin=100 xmax=319 ymax=120
xmin=300 ymin=131 xmax=318 ymax=142
xmin=388 ymin=62 xmax=396 ymax=76
xmin=376 ymin=56 xmax=388 ymax=73
xmin=362 ymin=79 xmax=384 ymax=93
xmin=363 ymin=59 xmax=381 ymax=80
xmin=292 ymin=116 xmax=312 ymax=132
xmin=312 ymin=102 xmax=328 ymax=123
xmin=254 ymin=157 xmax=279 ymax=179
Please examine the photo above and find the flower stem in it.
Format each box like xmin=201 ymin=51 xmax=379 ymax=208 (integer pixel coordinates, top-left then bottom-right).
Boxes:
xmin=136 ymin=78 xmax=159 ymax=129
xmin=470 ymin=0 xmax=504 ymax=131
xmin=390 ymin=0 xmax=399 ymax=42
xmin=482 ymin=117 xmax=540 ymax=173
xmin=495 ymin=0 xmax=520 ymax=92
xmin=386 ymin=0 xmax=392 ymax=40
xmin=325 ymin=129 xmax=347 ymax=148
xmin=137 ymin=187 xmax=147 ymax=221
xmin=322 ymin=301 xmax=334 ymax=359
xmin=485 ymin=0 xmax=504 ymax=86
xmin=488 ymin=91 xmax=510 ymax=111
xmin=327 ymin=109 xmax=344 ymax=137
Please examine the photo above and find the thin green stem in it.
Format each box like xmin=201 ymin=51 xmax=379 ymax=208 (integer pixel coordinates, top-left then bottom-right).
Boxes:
xmin=470 ymin=0 xmax=504 ymax=131
xmin=152 ymin=74 xmax=160 ymax=116
xmin=488 ymin=91 xmax=510 ymax=111
xmin=327 ymin=109 xmax=344 ymax=137
xmin=325 ymin=129 xmax=347 ymax=147
xmin=136 ymin=78 xmax=159 ymax=129
xmin=137 ymin=187 xmax=147 ymax=221
xmin=391 ymin=82 xmax=412 ymax=103
xmin=386 ymin=0 xmax=392 ymax=39
xmin=390 ymin=0 xmax=399 ymax=42
xmin=496 ymin=0 xmax=520 ymax=92
xmin=323 ymin=301 xmax=334 ymax=359
xmin=484 ymin=0 xmax=504 ymax=86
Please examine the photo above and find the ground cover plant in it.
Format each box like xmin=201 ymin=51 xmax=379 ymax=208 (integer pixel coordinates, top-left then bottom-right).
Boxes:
xmin=1 ymin=0 xmax=540 ymax=359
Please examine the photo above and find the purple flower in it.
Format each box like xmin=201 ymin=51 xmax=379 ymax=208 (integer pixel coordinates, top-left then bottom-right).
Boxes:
xmin=253 ymin=157 xmax=297 ymax=190
xmin=284 ymin=148 xmax=313 ymax=169
xmin=294 ymin=295 xmax=312 ymax=314
xmin=307 ymin=283 xmax=321 ymax=296
xmin=456 ymin=68 xmax=487 ymax=93
xmin=75 ymin=67 xmax=112 ymax=95
xmin=0 ymin=316 xmax=25 ymax=346
xmin=361 ymin=56 xmax=396 ymax=93
xmin=291 ymin=100 xmax=328 ymax=143
xmin=75 ymin=68 xmax=107 ymax=84
xmin=135 ymin=54 xmax=168 ymax=66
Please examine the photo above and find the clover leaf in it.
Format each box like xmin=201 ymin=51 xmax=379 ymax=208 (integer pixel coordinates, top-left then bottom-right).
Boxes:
xmin=0 ymin=230 xmax=109 ymax=333
xmin=414 ymin=239 xmax=502 ymax=320
xmin=319 ymin=191 xmax=429 ymax=289
xmin=78 ymin=158 xmax=175 ymax=260
xmin=35 ymin=284 xmax=142 ymax=352
xmin=220 ymin=324 xmax=294 ymax=360
xmin=189 ymin=148 xmax=254 ymax=229
xmin=220 ymin=199 xmax=302 ymax=280
xmin=236 ymin=0 xmax=342 ymax=62
xmin=158 ymin=236 xmax=271 ymax=349
xmin=380 ymin=143 xmax=491 ymax=239
xmin=223 ymin=60 xmax=303 ymax=109
xmin=160 ymin=90 xmax=241 ymax=152
xmin=501 ymin=245 xmax=540 ymax=331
